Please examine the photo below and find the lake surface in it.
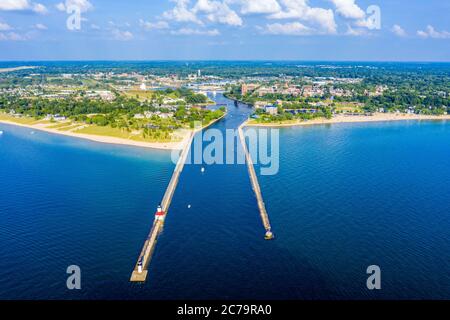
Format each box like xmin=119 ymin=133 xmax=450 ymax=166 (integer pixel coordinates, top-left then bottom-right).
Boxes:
xmin=0 ymin=94 xmax=449 ymax=299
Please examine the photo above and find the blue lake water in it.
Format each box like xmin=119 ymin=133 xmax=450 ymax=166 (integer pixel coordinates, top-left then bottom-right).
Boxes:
xmin=0 ymin=94 xmax=449 ymax=299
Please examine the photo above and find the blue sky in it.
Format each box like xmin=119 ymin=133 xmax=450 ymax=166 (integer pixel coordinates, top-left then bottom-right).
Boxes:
xmin=0 ymin=0 xmax=449 ymax=61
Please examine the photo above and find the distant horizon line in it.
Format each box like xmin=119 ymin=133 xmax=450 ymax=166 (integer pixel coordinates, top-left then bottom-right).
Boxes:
xmin=1 ymin=59 xmax=450 ymax=64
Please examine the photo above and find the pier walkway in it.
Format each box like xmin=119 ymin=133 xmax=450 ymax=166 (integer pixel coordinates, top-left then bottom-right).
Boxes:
xmin=238 ymin=122 xmax=274 ymax=240
xmin=130 ymin=132 xmax=195 ymax=282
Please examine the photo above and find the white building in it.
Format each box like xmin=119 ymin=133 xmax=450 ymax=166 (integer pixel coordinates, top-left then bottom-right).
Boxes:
xmin=254 ymin=101 xmax=269 ymax=109
xmin=45 ymin=114 xmax=67 ymax=121
xmin=265 ymin=105 xmax=278 ymax=115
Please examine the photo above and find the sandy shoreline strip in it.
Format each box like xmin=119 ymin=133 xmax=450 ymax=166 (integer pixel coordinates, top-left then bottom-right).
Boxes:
xmin=2 ymin=112 xmax=447 ymax=149
xmin=246 ymin=113 xmax=450 ymax=128
xmin=0 ymin=111 xmax=228 ymax=151
xmin=0 ymin=120 xmax=191 ymax=150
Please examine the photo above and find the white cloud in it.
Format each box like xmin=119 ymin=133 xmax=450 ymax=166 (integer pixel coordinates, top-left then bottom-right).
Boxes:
xmin=268 ymin=0 xmax=337 ymax=34
xmin=0 ymin=0 xmax=30 ymax=11
xmin=306 ymin=7 xmax=336 ymax=34
xmin=112 ymin=29 xmax=134 ymax=41
xmin=163 ymin=0 xmax=242 ymax=27
xmin=34 ymin=23 xmax=47 ymax=30
xmin=32 ymin=3 xmax=47 ymax=14
xmin=0 ymin=0 xmax=47 ymax=14
xmin=139 ymin=19 xmax=170 ymax=30
xmin=170 ymin=27 xmax=220 ymax=36
xmin=228 ymin=0 xmax=282 ymax=14
xmin=193 ymin=0 xmax=243 ymax=26
xmin=90 ymin=24 xmax=100 ymax=30
xmin=0 ymin=22 xmax=12 ymax=31
xmin=417 ymin=25 xmax=450 ymax=39
xmin=269 ymin=0 xmax=304 ymax=19
xmin=353 ymin=18 xmax=372 ymax=29
xmin=330 ymin=0 xmax=378 ymax=33
xmin=55 ymin=2 xmax=65 ymax=11
xmin=391 ymin=24 xmax=406 ymax=37
xmin=330 ymin=0 xmax=365 ymax=20
xmin=0 ymin=31 xmax=28 ymax=41
xmin=345 ymin=24 xmax=368 ymax=36
xmin=163 ymin=0 xmax=202 ymax=24
xmin=56 ymin=0 xmax=93 ymax=13
xmin=264 ymin=22 xmax=313 ymax=35
xmin=193 ymin=0 xmax=216 ymax=12
xmin=159 ymin=0 xmax=384 ymax=36
xmin=7 ymin=32 xmax=27 ymax=40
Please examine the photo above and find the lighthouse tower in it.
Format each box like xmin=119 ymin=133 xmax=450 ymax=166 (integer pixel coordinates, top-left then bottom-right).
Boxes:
xmin=155 ymin=205 xmax=166 ymax=222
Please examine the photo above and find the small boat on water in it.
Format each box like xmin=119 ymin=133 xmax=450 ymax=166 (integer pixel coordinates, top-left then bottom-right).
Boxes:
xmin=0 ymin=130 xmax=3 ymax=135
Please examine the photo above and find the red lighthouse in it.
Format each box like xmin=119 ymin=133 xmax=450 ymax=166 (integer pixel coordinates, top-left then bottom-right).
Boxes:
xmin=155 ymin=205 xmax=166 ymax=222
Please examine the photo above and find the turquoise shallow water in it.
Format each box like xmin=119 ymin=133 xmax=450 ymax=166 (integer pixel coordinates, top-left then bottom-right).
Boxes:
xmin=0 ymin=95 xmax=449 ymax=299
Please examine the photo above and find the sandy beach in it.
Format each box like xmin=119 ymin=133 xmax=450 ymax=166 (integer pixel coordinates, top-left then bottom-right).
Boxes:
xmin=0 ymin=119 xmax=192 ymax=150
xmin=0 ymin=111 xmax=227 ymax=151
xmin=246 ymin=113 xmax=450 ymax=128
xmin=2 ymin=112 xmax=447 ymax=149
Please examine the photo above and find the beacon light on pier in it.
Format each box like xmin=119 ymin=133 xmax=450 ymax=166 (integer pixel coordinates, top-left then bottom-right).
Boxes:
xmin=155 ymin=205 xmax=166 ymax=222
xmin=265 ymin=229 xmax=274 ymax=240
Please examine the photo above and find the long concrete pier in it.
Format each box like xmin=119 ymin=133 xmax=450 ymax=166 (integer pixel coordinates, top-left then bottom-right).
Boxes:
xmin=130 ymin=132 xmax=195 ymax=282
xmin=238 ymin=122 xmax=274 ymax=240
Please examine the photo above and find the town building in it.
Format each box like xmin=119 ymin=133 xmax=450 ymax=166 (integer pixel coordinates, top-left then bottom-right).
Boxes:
xmin=254 ymin=101 xmax=269 ymax=109
xmin=265 ymin=105 xmax=278 ymax=115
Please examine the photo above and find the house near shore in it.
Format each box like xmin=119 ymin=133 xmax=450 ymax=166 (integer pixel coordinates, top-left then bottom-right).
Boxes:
xmin=265 ymin=105 xmax=278 ymax=115
xmin=44 ymin=114 xmax=67 ymax=121
xmin=285 ymin=109 xmax=318 ymax=115
xmin=158 ymin=112 xmax=174 ymax=119
xmin=163 ymin=97 xmax=184 ymax=104
xmin=254 ymin=101 xmax=269 ymax=109
xmin=136 ymin=111 xmax=174 ymax=119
